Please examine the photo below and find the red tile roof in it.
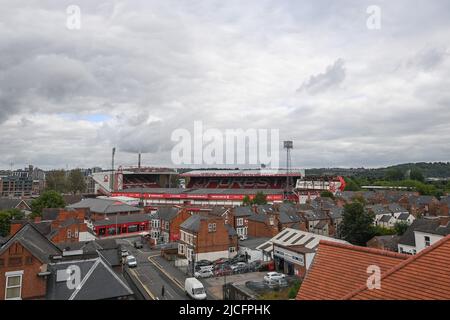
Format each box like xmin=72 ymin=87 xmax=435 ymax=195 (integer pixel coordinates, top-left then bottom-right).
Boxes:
xmin=344 ymin=234 xmax=450 ymax=300
xmin=296 ymin=240 xmax=408 ymax=300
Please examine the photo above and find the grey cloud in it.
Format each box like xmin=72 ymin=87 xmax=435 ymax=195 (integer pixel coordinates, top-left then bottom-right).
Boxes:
xmin=1 ymin=1 xmax=450 ymax=169
xmin=297 ymin=59 xmax=346 ymax=95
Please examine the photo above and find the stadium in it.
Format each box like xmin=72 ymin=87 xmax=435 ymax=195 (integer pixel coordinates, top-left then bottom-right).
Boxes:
xmin=92 ymin=167 xmax=345 ymax=206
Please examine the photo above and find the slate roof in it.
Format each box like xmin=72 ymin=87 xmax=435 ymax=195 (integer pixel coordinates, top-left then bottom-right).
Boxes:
xmin=296 ymin=241 xmax=408 ymax=300
xmin=255 ymin=204 xmax=276 ymax=215
xmin=247 ymin=213 xmax=268 ymax=222
xmin=415 ymin=220 xmax=450 ymax=236
xmin=387 ymin=203 xmax=408 ymax=213
xmin=157 ymin=207 xmax=180 ymax=221
xmin=346 ymin=235 xmax=450 ymax=300
xmin=68 ymin=198 xmax=141 ymax=215
xmin=397 ymin=213 xmax=411 ymax=221
xmin=42 ymin=208 xmax=61 ymax=221
xmin=278 ymin=210 xmax=302 ymax=224
xmin=239 ymin=237 xmax=270 ymax=250
xmin=93 ymin=213 xmax=152 ymax=227
xmin=180 ymin=214 xmax=205 ymax=232
xmin=225 ymin=224 xmax=237 ymax=237
xmin=210 ymin=207 xmax=229 ymax=217
xmin=0 ymin=198 xmax=31 ymax=210
xmin=329 ymin=207 xmax=343 ymax=220
xmin=379 ymin=214 xmax=394 ymax=223
xmin=233 ymin=206 xmax=253 ymax=217
xmin=440 ymin=196 xmax=450 ymax=205
xmin=368 ymin=235 xmax=400 ymax=251
xmin=398 ymin=219 xmax=437 ymax=247
xmin=46 ymin=258 xmax=133 ymax=300
xmin=366 ymin=204 xmax=390 ymax=216
xmin=0 ymin=223 xmax=62 ymax=263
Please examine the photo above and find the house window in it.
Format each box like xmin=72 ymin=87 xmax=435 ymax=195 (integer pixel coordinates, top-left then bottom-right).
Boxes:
xmin=237 ymin=218 xmax=244 ymax=226
xmin=5 ymin=271 xmax=23 ymax=300
xmin=67 ymin=229 xmax=71 ymax=238
xmin=229 ymin=247 xmax=236 ymax=253
xmin=74 ymin=229 xmax=79 ymax=238
xmin=208 ymin=223 xmax=216 ymax=233
xmin=424 ymin=236 xmax=431 ymax=247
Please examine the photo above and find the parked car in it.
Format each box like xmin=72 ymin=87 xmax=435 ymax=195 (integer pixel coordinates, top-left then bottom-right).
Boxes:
xmin=263 ymin=272 xmax=286 ymax=283
xmin=185 ymin=278 xmax=207 ymax=300
xmin=248 ymin=260 xmax=262 ymax=271
xmin=126 ymin=255 xmax=138 ymax=268
xmin=196 ymin=264 xmax=214 ymax=272
xmin=133 ymin=240 xmax=144 ymax=249
xmin=214 ymin=265 xmax=233 ymax=277
xmin=196 ymin=260 xmax=213 ymax=267
xmin=230 ymin=254 xmax=248 ymax=264
xmin=266 ymin=277 xmax=289 ymax=288
xmin=213 ymin=258 xmax=230 ymax=265
xmin=230 ymin=262 xmax=247 ymax=273
xmin=194 ymin=269 xmax=214 ymax=279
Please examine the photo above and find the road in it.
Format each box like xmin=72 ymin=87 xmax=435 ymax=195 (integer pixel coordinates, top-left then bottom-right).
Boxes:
xmin=117 ymin=237 xmax=188 ymax=300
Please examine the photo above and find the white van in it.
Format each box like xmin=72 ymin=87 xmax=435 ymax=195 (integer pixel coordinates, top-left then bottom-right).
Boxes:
xmin=184 ymin=277 xmax=207 ymax=300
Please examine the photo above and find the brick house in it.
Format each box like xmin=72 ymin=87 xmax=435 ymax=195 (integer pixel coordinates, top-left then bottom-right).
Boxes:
xmin=9 ymin=208 xmax=93 ymax=244
xmin=0 ymin=223 xmax=62 ymax=300
xmin=229 ymin=206 xmax=253 ymax=239
xmin=399 ymin=195 xmax=440 ymax=217
xmin=366 ymin=235 xmax=401 ymax=252
xmin=439 ymin=196 xmax=450 ymax=216
xmin=158 ymin=207 xmax=191 ymax=243
xmin=178 ymin=214 xmax=238 ymax=263
xmin=68 ymin=198 xmax=142 ymax=221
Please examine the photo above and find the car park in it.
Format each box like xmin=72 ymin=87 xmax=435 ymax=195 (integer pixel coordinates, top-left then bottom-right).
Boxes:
xmin=263 ymin=272 xmax=286 ymax=283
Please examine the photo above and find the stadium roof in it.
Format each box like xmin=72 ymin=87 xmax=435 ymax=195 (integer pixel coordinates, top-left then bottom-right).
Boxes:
xmin=180 ymin=169 xmax=304 ymax=177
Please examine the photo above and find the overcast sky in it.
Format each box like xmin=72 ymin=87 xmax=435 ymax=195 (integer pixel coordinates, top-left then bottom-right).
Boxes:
xmin=1 ymin=0 xmax=450 ymax=170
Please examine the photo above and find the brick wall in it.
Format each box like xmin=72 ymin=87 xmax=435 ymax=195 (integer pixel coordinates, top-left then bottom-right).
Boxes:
xmin=193 ymin=217 xmax=237 ymax=254
xmin=0 ymin=242 xmax=47 ymax=300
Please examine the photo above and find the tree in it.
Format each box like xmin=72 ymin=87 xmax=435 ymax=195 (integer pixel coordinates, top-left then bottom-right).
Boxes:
xmin=410 ymin=168 xmax=425 ymax=182
xmin=0 ymin=209 xmax=25 ymax=237
xmin=68 ymin=169 xmax=87 ymax=194
xmin=344 ymin=177 xmax=360 ymax=191
xmin=338 ymin=202 xmax=375 ymax=246
xmin=31 ymin=190 xmax=66 ymax=217
xmin=45 ymin=170 xmax=70 ymax=193
xmin=320 ymin=190 xmax=335 ymax=199
xmin=394 ymin=221 xmax=409 ymax=236
xmin=242 ymin=195 xmax=252 ymax=206
xmin=252 ymin=192 xmax=267 ymax=205
xmin=385 ymin=168 xmax=404 ymax=181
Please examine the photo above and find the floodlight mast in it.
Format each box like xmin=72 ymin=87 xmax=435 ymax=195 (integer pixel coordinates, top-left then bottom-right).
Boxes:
xmin=283 ymin=141 xmax=293 ymax=197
